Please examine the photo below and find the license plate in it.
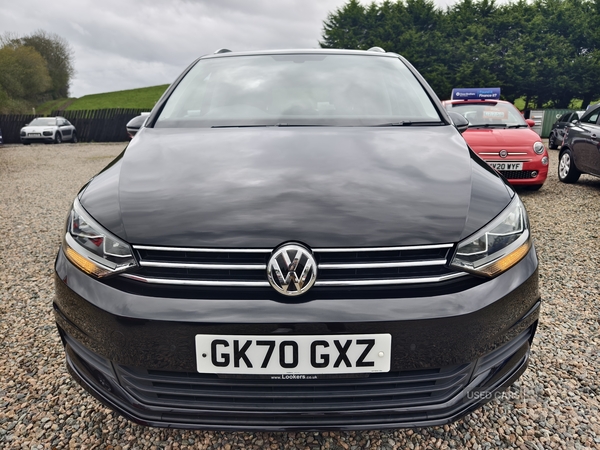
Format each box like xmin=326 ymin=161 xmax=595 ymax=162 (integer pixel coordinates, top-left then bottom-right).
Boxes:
xmin=488 ymin=161 xmax=523 ymax=171
xmin=28 ymin=133 xmax=41 ymax=137
xmin=195 ymin=334 xmax=391 ymax=375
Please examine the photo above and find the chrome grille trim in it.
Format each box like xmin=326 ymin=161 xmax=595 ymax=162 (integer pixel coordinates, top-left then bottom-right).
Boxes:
xmin=319 ymin=260 xmax=447 ymax=269
xmin=122 ymin=274 xmax=270 ymax=287
xmin=139 ymin=260 xmax=446 ymax=270
xmin=480 ymin=152 xmax=528 ymax=156
xmin=121 ymin=272 xmax=467 ymax=287
xmin=315 ymin=244 xmax=453 ymax=252
xmin=139 ymin=261 xmax=266 ymax=270
xmin=132 ymin=244 xmax=453 ymax=253
xmin=314 ymin=272 xmax=467 ymax=287
xmin=133 ymin=245 xmax=272 ymax=253
xmin=126 ymin=243 xmax=465 ymax=287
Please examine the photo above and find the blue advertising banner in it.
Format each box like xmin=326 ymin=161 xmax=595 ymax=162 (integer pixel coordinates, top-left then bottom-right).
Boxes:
xmin=451 ymin=88 xmax=501 ymax=100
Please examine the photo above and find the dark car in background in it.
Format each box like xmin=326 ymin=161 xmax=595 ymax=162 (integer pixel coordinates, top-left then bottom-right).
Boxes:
xmin=548 ymin=111 xmax=583 ymax=149
xmin=54 ymin=49 xmax=540 ymax=430
xmin=20 ymin=116 xmax=77 ymax=145
xmin=558 ymin=103 xmax=600 ymax=183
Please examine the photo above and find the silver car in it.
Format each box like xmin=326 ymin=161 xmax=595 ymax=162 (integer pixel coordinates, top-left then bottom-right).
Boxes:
xmin=20 ymin=117 xmax=78 ymax=145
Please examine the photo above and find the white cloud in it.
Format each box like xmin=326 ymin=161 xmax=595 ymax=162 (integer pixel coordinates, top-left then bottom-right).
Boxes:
xmin=0 ymin=0 xmax=476 ymax=97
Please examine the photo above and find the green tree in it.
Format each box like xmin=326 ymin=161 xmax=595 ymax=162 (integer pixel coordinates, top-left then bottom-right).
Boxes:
xmin=321 ymin=0 xmax=452 ymax=96
xmin=19 ymin=30 xmax=75 ymax=99
xmin=442 ymin=0 xmax=502 ymax=97
xmin=321 ymin=0 xmax=369 ymax=50
xmin=320 ymin=0 xmax=600 ymax=107
xmin=0 ymin=44 xmax=51 ymax=113
xmin=564 ymin=0 xmax=600 ymax=107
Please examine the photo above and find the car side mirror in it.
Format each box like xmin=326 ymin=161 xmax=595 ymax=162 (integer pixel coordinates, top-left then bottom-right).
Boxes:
xmin=447 ymin=112 xmax=469 ymax=133
xmin=525 ymin=119 xmax=535 ymax=127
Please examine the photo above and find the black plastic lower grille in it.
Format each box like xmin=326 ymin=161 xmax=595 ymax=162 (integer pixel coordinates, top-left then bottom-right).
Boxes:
xmin=116 ymin=364 xmax=473 ymax=413
xmin=499 ymin=170 xmax=536 ymax=179
xmin=62 ymin=322 xmax=536 ymax=428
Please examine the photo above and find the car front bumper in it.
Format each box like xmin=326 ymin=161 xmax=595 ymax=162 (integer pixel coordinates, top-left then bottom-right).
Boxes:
xmin=21 ymin=136 xmax=55 ymax=143
xmin=499 ymin=165 xmax=548 ymax=186
xmin=483 ymin=158 xmax=549 ymax=186
xmin=54 ymin=246 xmax=540 ymax=430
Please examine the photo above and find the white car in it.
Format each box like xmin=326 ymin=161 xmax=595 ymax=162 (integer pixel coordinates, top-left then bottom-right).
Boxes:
xmin=20 ymin=117 xmax=78 ymax=145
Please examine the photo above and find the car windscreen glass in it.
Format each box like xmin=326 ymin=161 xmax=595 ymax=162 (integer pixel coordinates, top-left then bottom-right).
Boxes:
xmin=154 ymin=54 xmax=443 ymax=128
xmin=446 ymin=102 xmax=526 ymax=127
xmin=580 ymin=107 xmax=600 ymax=124
xmin=29 ymin=118 xmax=57 ymax=126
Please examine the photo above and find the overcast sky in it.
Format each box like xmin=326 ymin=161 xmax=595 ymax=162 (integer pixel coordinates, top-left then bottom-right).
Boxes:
xmin=1 ymin=0 xmax=460 ymax=98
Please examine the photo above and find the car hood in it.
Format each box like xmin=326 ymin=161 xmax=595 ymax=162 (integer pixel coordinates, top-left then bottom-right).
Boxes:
xmin=22 ymin=126 xmax=57 ymax=132
xmin=80 ymin=126 xmax=512 ymax=248
xmin=462 ymin=128 xmax=540 ymax=150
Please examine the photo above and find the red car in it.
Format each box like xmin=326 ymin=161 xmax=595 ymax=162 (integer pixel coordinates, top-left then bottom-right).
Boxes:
xmin=443 ymin=89 xmax=548 ymax=190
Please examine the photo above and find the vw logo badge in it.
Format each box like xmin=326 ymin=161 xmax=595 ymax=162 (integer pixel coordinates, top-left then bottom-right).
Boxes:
xmin=267 ymin=243 xmax=317 ymax=296
xmin=499 ymin=150 xmax=508 ymax=158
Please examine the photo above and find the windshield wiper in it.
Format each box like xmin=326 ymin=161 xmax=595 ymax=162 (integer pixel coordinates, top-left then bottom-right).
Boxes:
xmin=272 ymin=123 xmax=330 ymax=127
xmin=507 ymin=124 xmax=529 ymax=128
xmin=371 ymin=121 xmax=444 ymax=127
xmin=211 ymin=125 xmax=268 ymax=128
xmin=211 ymin=122 xmax=444 ymax=128
xmin=211 ymin=123 xmax=329 ymax=128
xmin=470 ymin=123 xmax=508 ymax=128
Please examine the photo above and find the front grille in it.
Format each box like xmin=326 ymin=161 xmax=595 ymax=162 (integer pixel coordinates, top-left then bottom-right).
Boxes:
xmin=116 ymin=363 xmax=473 ymax=415
xmin=124 ymin=244 xmax=466 ymax=287
xmin=499 ymin=170 xmax=536 ymax=179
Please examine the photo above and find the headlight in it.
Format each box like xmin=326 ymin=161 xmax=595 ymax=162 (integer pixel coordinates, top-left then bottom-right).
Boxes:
xmin=533 ymin=142 xmax=545 ymax=154
xmin=450 ymin=196 xmax=531 ymax=278
xmin=63 ymin=198 xmax=137 ymax=278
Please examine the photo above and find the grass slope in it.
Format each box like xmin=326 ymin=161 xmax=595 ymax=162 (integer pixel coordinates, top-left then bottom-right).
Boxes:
xmin=66 ymin=84 xmax=169 ymax=110
xmin=35 ymin=84 xmax=169 ymax=114
xmin=36 ymin=98 xmax=76 ymax=115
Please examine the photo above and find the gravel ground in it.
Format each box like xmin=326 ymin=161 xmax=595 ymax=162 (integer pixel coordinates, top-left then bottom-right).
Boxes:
xmin=1 ymin=142 xmax=599 ymax=449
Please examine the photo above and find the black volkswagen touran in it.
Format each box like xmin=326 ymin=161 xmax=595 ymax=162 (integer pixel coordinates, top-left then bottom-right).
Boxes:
xmin=54 ymin=49 xmax=540 ymax=430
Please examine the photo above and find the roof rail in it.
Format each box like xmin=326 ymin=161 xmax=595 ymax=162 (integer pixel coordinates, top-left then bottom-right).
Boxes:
xmin=367 ymin=47 xmax=386 ymax=53
xmin=214 ymin=48 xmax=232 ymax=54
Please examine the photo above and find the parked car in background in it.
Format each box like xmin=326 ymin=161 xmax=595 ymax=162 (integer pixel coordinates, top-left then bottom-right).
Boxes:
xmin=548 ymin=111 xmax=584 ymax=149
xmin=126 ymin=112 xmax=150 ymax=139
xmin=54 ymin=50 xmax=540 ymax=430
xmin=443 ymin=89 xmax=549 ymax=190
xmin=558 ymin=103 xmax=600 ymax=183
xmin=20 ymin=117 xmax=77 ymax=145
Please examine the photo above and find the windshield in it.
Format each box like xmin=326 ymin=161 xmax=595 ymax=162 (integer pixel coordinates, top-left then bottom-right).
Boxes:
xmin=29 ymin=118 xmax=57 ymax=126
xmin=446 ymin=102 xmax=526 ymax=127
xmin=155 ymin=54 xmax=442 ymax=128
